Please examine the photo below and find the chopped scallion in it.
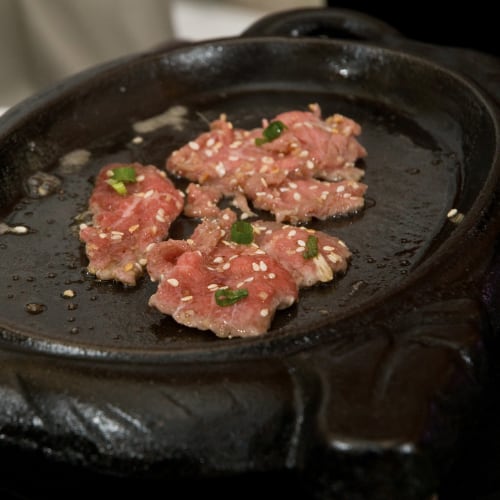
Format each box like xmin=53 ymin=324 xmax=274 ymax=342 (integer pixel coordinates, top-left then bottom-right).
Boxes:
xmin=215 ymin=287 xmax=249 ymax=306
xmin=255 ymin=120 xmax=287 ymax=146
xmin=303 ymin=235 xmax=319 ymax=259
xmin=230 ymin=220 xmax=254 ymax=244
xmin=106 ymin=166 xmax=137 ymax=195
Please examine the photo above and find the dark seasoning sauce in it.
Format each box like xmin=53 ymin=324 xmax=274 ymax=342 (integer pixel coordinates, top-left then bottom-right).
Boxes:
xmin=0 ymin=91 xmax=460 ymax=351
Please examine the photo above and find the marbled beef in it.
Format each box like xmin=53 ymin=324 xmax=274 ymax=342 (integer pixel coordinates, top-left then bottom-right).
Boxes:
xmin=147 ymin=209 xmax=351 ymax=338
xmin=79 ymin=162 xmax=184 ymax=285
xmin=166 ymin=103 xmax=367 ymax=222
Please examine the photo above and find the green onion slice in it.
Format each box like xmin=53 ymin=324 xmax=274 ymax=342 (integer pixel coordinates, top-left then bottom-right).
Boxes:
xmin=255 ymin=120 xmax=287 ymax=146
xmin=106 ymin=166 xmax=137 ymax=195
xmin=215 ymin=287 xmax=249 ymax=307
xmin=230 ymin=220 xmax=254 ymax=244
xmin=303 ymin=235 xmax=319 ymax=259
xmin=111 ymin=166 xmax=136 ymax=182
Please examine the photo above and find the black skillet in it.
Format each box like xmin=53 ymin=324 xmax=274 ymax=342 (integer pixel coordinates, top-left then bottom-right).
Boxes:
xmin=1 ymin=7 xmax=500 ymax=500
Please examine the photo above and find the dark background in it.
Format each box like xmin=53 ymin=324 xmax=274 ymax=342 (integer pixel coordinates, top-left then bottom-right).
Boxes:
xmin=327 ymin=0 xmax=498 ymax=57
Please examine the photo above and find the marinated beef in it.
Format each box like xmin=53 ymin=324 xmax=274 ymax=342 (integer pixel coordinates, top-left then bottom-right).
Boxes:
xmin=79 ymin=162 xmax=184 ymax=286
xmin=166 ymin=103 xmax=367 ymax=222
xmin=252 ymin=221 xmax=351 ymax=287
xmin=147 ymin=209 xmax=351 ymax=338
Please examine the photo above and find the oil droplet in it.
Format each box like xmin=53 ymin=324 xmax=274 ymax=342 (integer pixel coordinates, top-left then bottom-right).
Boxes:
xmin=25 ymin=303 xmax=46 ymax=314
xmin=405 ymin=167 xmax=420 ymax=175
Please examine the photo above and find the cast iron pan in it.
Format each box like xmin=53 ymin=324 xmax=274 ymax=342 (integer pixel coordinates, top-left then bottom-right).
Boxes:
xmin=1 ymin=7 xmax=500 ymax=500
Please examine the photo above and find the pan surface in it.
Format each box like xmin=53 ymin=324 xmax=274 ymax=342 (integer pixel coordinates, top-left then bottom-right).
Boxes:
xmin=0 ymin=37 xmax=497 ymax=359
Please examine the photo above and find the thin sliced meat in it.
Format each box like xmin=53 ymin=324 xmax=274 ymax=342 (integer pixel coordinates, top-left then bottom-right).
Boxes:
xmin=147 ymin=208 xmax=353 ymax=337
xmin=249 ymin=178 xmax=367 ymax=224
xmin=79 ymin=162 xmax=184 ymax=285
xmin=261 ymin=103 xmax=367 ymax=181
xmin=147 ymin=210 xmax=298 ymax=338
xmin=165 ymin=103 xmax=367 ymax=222
xmin=252 ymin=221 xmax=351 ymax=287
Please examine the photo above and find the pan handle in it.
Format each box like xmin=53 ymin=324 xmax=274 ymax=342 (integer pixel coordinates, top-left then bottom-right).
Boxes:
xmin=241 ymin=7 xmax=402 ymax=42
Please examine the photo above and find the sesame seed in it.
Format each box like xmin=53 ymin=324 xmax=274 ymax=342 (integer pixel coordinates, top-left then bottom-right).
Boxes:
xmin=447 ymin=208 xmax=458 ymax=218
xmin=260 ymin=308 xmax=269 ymax=317
xmin=62 ymin=289 xmax=75 ymax=298
xmin=299 ymin=150 xmax=309 ymax=158
xmin=323 ymin=245 xmax=334 ymax=251
xmin=336 ymin=185 xmax=345 ymax=193
xmin=288 ymin=182 xmax=298 ymax=189
xmin=155 ymin=208 xmax=166 ymax=223
xmin=258 ymin=291 xmax=269 ymax=300
xmin=297 ymin=239 xmax=306 ymax=247
xmin=128 ymin=224 xmax=140 ymax=233
xmin=99 ymin=232 xmax=107 ymax=239
xmin=167 ymin=278 xmax=179 ymax=287
xmin=79 ymin=223 xmax=88 ymax=230
xmin=267 ymin=273 xmax=276 ymax=279
xmin=327 ymin=253 xmax=340 ymax=263
xmin=293 ymin=192 xmax=301 ymax=201
xmin=132 ymin=136 xmax=143 ymax=144
xmin=206 ymin=137 xmax=215 ymax=147
xmin=252 ymin=262 xmax=260 ymax=272
xmin=207 ymin=283 xmax=219 ymax=291
xmin=138 ymin=258 xmax=147 ymax=266
xmin=222 ymin=262 xmax=231 ymax=270
xmin=144 ymin=189 xmax=154 ymax=198
xmin=306 ymin=160 xmax=314 ymax=169
xmin=259 ymin=261 xmax=268 ymax=271
xmin=296 ymin=247 xmax=305 ymax=253
xmin=181 ymin=295 xmax=193 ymax=302
xmin=213 ymin=256 xmax=224 ymax=264
xmin=215 ymin=162 xmax=226 ymax=177
xmin=188 ymin=141 xmax=200 ymax=150
xmin=146 ymin=243 xmax=156 ymax=252
xmin=136 ymin=174 xmax=145 ymax=182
